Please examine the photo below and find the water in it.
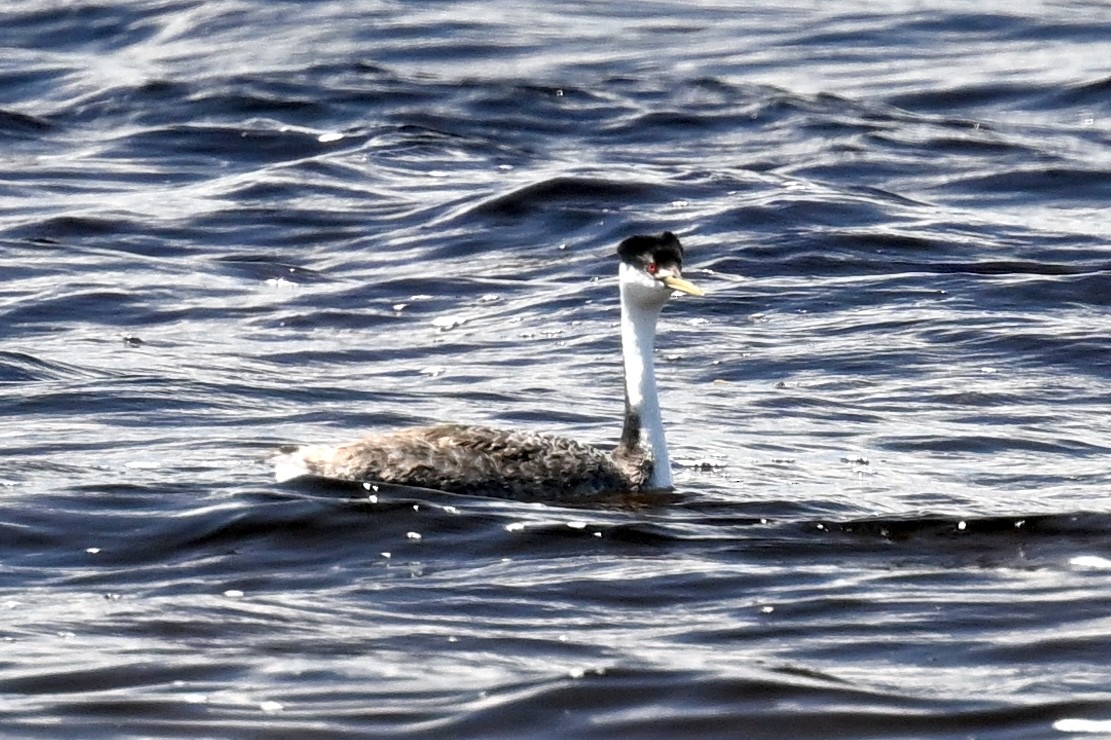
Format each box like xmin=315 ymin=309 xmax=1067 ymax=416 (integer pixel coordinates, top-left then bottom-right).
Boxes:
xmin=3 ymin=1 xmax=1111 ymax=736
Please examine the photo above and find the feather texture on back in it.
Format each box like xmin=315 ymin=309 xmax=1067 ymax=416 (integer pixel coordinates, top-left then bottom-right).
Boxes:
xmin=288 ymin=424 xmax=652 ymax=500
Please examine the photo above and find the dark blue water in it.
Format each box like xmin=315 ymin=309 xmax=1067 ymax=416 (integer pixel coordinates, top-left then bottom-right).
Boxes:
xmin=3 ymin=1 xmax=1111 ymax=737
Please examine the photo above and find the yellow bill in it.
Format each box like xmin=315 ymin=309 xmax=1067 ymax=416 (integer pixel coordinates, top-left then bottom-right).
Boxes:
xmin=661 ymin=275 xmax=705 ymax=296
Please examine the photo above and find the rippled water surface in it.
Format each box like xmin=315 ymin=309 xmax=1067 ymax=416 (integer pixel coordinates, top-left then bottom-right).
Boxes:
xmin=4 ymin=1 xmax=1111 ymax=736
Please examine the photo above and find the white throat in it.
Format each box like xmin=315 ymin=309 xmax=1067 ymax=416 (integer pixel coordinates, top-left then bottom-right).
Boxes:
xmin=618 ymin=264 xmax=672 ymax=488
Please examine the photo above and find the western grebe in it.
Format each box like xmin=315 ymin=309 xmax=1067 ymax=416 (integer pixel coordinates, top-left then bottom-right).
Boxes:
xmin=274 ymin=231 xmax=704 ymax=500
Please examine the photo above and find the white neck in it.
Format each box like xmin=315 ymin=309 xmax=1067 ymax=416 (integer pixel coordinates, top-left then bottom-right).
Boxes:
xmin=618 ymin=271 xmax=672 ymax=489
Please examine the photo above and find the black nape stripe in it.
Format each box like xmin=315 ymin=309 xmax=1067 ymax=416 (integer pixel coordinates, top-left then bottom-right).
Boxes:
xmin=617 ymin=405 xmax=641 ymax=458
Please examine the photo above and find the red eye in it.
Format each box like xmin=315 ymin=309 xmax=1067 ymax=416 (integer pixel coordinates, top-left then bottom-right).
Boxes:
xmin=647 ymin=262 xmax=658 ymax=274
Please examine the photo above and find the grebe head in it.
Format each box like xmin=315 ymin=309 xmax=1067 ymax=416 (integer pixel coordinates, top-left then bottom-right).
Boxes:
xmin=617 ymin=231 xmax=704 ymax=310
